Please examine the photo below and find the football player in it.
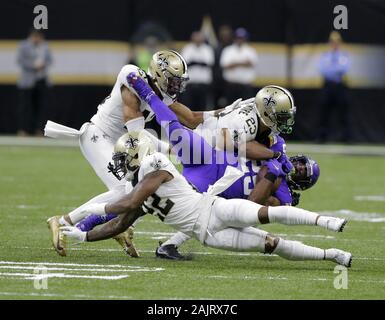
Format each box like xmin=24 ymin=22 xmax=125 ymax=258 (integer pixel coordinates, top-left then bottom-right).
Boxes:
xmin=60 ymin=131 xmax=352 ymax=268
xmin=46 ymin=50 xmax=190 ymax=257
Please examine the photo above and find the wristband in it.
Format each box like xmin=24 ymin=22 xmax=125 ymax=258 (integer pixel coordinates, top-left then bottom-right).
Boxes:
xmin=264 ymin=172 xmax=278 ymax=183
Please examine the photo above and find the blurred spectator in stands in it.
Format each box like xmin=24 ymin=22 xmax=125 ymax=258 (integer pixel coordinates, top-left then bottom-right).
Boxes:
xmin=220 ymin=27 xmax=258 ymax=105
xmin=213 ymin=25 xmax=233 ymax=107
xmin=132 ymin=36 xmax=160 ymax=71
xmin=180 ymin=31 xmax=214 ymax=111
xmin=16 ymin=29 xmax=52 ymax=136
xmin=317 ymin=31 xmax=351 ymax=143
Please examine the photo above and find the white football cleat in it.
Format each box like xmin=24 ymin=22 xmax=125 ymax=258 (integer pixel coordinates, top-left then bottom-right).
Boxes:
xmin=327 ymin=249 xmax=352 ymax=267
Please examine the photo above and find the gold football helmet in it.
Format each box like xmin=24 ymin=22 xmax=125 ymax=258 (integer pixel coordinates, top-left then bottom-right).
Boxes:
xmin=254 ymin=85 xmax=296 ymax=134
xmin=108 ymin=131 xmax=155 ymax=181
xmin=148 ymin=50 xmax=189 ymax=99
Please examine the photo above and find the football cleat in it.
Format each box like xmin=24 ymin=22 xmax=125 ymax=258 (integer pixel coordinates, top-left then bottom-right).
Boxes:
xmin=326 ymin=217 xmax=347 ymax=232
xmin=327 ymin=249 xmax=352 ymax=267
xmin=47 ymin=216 xmax=66 ymax=256
xmin=113 ymin=227 xmax=140 ymax=258
xmin=155 ymin=242 xmax=185 ymax=260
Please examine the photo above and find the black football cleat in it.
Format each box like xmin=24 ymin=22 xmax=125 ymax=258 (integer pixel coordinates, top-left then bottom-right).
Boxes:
xmin=155 ymin=242 xmax=186 ymax=260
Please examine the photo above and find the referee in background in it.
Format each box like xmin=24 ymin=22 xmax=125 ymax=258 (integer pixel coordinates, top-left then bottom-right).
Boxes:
xmin=317 ymin=31 xmax=351 ymax=143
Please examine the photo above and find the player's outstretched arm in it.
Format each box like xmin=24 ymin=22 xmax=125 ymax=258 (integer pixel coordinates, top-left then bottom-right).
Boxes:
xmin=244 ymin=140 xmax=276 ymax=160
xmin=62 ymin=171 xmax=173 ymax=242
xmin=248 ymin=164 xmax=282 ymax=208
xmin=169 ymin=98 xmax=243 ymax=129
xmin=87 ymin=210 xmax=141 ymax=242
xmin=168 ymin=102 xmax=204 ymax=129
xmin=106 ymin=170 xmax=172 ymax=215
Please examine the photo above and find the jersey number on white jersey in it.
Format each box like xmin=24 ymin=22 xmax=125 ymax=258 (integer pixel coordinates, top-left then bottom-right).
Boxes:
xmin=143 ymin=193 xmax=175 ymax=221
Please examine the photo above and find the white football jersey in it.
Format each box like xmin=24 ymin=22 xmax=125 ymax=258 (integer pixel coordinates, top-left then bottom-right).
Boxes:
xmin=138 ymin=152 xmax=214 ymax=236
xmin=90 ymin=64 xmax=175 ymax=141
xmin=194 ymin=98 xmax=259 ymax=147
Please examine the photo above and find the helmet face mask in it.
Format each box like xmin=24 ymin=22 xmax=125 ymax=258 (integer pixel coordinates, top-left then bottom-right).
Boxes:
xmin=288 ymin=154 xmax=320 ymax=190
xmin=164 ymin=71 xmax=189 ymax=96
xmin=108 ymin=132 xmax=154 ymax=181
xmin=108 ymin=152 xmax=140 ymax=181
xmin=255 ymin=85 xmax=296 ymax=134
xmin=273 ymin=110 xmax=296 ymax=134
xmin=148 ymin=50 xmax=189 ymax=99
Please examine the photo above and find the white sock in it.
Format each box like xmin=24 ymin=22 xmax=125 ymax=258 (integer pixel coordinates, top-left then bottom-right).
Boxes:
xmin=59 ymin=216 xmax=71 ymax=226
xmin=162 ymin=232 xmax=191 ymax=247
xmin=273 ymin=238 xmax=325 ymax=261
xmin=268 ymin=206 xmax=318 ymax=226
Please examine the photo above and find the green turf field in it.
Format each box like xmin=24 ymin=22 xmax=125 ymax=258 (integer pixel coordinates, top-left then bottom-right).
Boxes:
xmin=0 ymin=142 xmax=384 ymax=300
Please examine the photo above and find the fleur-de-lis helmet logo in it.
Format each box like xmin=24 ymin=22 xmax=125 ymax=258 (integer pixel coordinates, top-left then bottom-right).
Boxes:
xmin=263 ymin=96 xmax=276 ymax=107
xmin=157 ymin=56 xmax=169 ymax=70
xmin=125 ymin=136 xmax=139 ymax=149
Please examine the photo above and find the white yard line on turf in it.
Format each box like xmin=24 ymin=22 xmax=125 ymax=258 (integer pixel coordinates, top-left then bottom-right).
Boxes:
xmin=0 ymin=265 xmax=163 ymax=273
xmin=0 ymin=260 xmax=163 ymax=269
xmin=0 ymin=260 xmax=164 ymax=282
xmin=0 ymin=272 xmax=128 ymax=280
xmin=354 ymin=195 xmax=385 ymax=202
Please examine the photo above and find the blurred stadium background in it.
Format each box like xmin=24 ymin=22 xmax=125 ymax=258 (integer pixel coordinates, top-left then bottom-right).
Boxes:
xmin=0 ymin=0 xmax=385 ymax=142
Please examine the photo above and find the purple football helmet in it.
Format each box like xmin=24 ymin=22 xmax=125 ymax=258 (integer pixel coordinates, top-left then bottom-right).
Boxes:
xmin=287 ymin=154 xmax=320 ymax=190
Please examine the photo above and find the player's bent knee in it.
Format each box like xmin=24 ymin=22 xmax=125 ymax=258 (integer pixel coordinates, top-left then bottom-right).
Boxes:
xmin=264 ymin=234 xmax=279 ymax=254
xmin=258 ymin=206 xmax=270 ymax=224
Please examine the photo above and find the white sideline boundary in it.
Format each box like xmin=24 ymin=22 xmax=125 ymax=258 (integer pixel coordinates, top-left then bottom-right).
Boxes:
xmin=1 ymin=135 xmax=385 ymax=156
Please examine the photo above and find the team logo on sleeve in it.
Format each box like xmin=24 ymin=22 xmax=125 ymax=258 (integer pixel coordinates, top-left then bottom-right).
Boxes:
xmin=124 ymin=136 xmax=139 ymax=149
xmin=150 ymin=157 xmax=165 ymax=170
xmin=263 ymin=96 xmax=276 ymax=107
